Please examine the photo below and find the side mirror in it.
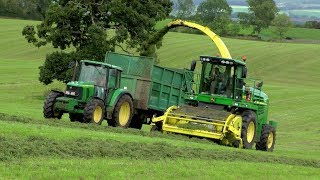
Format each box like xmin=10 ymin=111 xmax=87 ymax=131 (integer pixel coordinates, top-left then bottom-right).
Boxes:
xmin=256 ymin=81 xmax=263 ymax=90
xmin=190 ymin=60 xmax=197 ymax=71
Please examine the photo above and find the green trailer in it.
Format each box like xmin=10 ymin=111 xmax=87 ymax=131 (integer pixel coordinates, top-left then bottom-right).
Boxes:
xmin=43 ymin=52 xmax=194 ymax=129
xmin=104 ymin=52 xmax=194 ymax=128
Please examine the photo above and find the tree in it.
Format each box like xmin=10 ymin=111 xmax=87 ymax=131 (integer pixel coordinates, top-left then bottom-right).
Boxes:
xmin=195 ymin=0 xmax=232 ymax=35
xmin=22 ymin=0 xmax=172 ymax=85
xmin=238 ymin=0 xmax=278 ymax=35
xmin=176 ymin=0 xmax=195 ymax=19
xmin=305 ymin=21 xmax=320 ymax=29
xmin=272 ymin=14 xmax=292 ymax=40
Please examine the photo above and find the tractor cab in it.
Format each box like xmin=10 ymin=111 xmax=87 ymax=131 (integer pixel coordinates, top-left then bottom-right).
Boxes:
xmin=199 ymin=56 xmax=246 ymax=100
xmin=66 ymin=60 xmax=122 ymax=102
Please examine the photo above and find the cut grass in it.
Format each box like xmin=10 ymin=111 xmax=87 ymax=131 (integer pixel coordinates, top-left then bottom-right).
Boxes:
xmin=1 ymin=158 xmax=319 ymax=179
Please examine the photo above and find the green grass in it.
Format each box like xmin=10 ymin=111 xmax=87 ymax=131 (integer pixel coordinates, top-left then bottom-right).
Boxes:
xmin=239 ymin=26 xmax=320 ymax=41
xmin=0 ymin=18 xmax=320 ymax=178
xmin=1 ymin=158 xmax=319 ymax=179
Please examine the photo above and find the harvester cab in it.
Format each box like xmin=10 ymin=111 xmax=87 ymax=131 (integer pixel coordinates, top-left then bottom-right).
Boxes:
xmin=198 ymin=55 xmax=247 ymax=101
xmin=152 ymin=55 xmax=277 ymax=152
xmin=43 ymin=59 xmax=135 ymax=127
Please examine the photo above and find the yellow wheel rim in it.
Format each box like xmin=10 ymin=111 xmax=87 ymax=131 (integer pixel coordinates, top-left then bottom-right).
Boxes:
xmin=93 ymin=106 xmax=103 ymax=123
xmin=119 ymin=102 xmax=130 ymax=126
xmin=267 ymin=131 xmax=274 ymax=149
xmin=247 ymin=121 xmax=255 ymax=143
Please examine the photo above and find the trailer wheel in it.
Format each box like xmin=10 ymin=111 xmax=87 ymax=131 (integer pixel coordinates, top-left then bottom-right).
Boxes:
xmin=130 ymin=114 xmax=144 ymax=129
xmin=256 ymin=124 xmax=276 ymax=152
xmin=43 ymin=91 xmax=63 ymax=119
xmin=69 ymin=113 xmax=84 ymax=123
xmin=241 ymin=110 xmax=257 ymax=149
xmin=83 ymin=99 xmax=105 ymax=124
xmin=109 ymin=94 xmax=133 ymax=128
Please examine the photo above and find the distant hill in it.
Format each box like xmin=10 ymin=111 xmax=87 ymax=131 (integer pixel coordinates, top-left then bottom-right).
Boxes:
xmin=172 ymin=0 xmax=320 ymax=23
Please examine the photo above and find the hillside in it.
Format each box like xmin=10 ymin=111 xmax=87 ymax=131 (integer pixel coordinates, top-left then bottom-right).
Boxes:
xmin=0 ymin=18 xmax=319 ymax=178
xmin=173 ymin=0 xmax=320 ymax=21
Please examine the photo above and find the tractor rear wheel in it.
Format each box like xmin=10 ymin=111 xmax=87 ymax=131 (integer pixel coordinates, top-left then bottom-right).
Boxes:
xmin=83 ymin=99 xmax=105 ymax=124
xmin=43 ymin=91 xmax=63 ymax=119
xmin=241 ymin=110 xmax=257 ymax=149
xmin=256 ymin=125 xmax=276 ymax=152
xmin=69 ymin=113 xmax=84 ymax=123
xmin=108 ymin=95 xmax=133 ymax=128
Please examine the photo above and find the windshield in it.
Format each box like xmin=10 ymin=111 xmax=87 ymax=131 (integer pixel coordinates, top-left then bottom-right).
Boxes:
xmin=200 ymin=62 xmax=234 ymax=97
xmin=76 ymin=63 xmax=107 ymax=87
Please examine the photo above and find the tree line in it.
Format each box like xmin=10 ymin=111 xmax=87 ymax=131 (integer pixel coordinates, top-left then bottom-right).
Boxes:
xmin=0 ymin=0 xmax=50 ymax=20
xmin=174 ymin=0 xmax=293 ymax=39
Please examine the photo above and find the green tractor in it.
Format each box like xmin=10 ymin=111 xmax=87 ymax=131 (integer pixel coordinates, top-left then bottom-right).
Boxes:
xmin=43 ymin=60 xmax=134 ymax=127
xmin=43 ymin=52 xmax=193 ymax=128
xmin=152 ymin=56 xmax=277 ymax=151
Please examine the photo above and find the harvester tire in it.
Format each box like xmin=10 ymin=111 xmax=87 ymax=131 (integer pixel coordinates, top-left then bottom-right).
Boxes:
xmin=69 ymin=113 xmax=84 ymax=123
xmin=256 ymin=125 xmax=276 ymax=152
xmin=43 ymin=91 xmax=63 ymax=119
xmin=83 ymin=99 xmax=105 ymax=124
xmin=109 ymin=94 xmax=133 ymax=128
xmin=241 ymin=110 xmax=257 ymax=149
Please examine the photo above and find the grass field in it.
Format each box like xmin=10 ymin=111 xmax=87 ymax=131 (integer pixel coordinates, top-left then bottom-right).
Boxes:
xmin=239 ymin=26 xmax=320 ymax=41
xmin=0 ymin=18 xmax=320 ymax=178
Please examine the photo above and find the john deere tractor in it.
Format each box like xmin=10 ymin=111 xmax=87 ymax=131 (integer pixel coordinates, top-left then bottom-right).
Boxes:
xmin=43 ymin=60 xmax=134 ymax=127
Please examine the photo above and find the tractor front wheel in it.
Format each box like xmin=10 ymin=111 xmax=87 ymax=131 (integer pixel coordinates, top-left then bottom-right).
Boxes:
xmin=241 ymin=110 xmax=257 ymax=149
xmin=256 ymin=125 xmax=276 ymax=152
xmin=83 ymin=99 xmax=105 ymax=124
xmin=108 ymin=95 xmax=133 ymax=128
xmin=43 ymin=91 xmax=63 ymax=119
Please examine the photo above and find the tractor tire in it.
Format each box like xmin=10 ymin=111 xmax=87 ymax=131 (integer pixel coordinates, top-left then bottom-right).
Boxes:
xmin=83 ymin=99 xmax=105 ymax=124
xmin=256 ymin=124 xmax=276 ymax=152
xmin=130 ymin=114 xmax=144 ymax=129
xmin=69 ymin=113 xmax=84 ymax=123
xmin=241 ymin=110 xmax=257 ymax=149
xmin=108 ymin=95 xmax=133 ymax=128
xmin=43 ymin=91 xmax=63 ymax=119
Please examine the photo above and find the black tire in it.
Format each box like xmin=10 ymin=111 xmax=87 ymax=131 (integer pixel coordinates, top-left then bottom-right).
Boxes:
xmin=256 ymin=124 xmax=276 ymax=152
xmin=130 ymin=114 xmax=144 ymax=129
xmin=241 ymin=110 xmax=257 ymax=149
xmin=69 ymin=113 xmax=84 ymax=123
xmin=150 ymin=122 xmax=162 ymax=132
xmin=83 ymin=99 xmax=105 ymax=124
xmin=43 ymin=91 xmax=63 ymax=119
xmin=108 ymin=94 xmax=133 ymax=128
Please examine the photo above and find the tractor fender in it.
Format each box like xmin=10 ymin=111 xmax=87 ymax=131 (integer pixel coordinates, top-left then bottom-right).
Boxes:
xmin=51 ymin=90 xmax=64 ymax=95
xmin=105 ymin=89 xmax=133 ymax=119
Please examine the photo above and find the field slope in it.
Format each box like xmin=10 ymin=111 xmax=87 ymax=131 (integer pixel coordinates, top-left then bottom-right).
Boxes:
xmin=0 ymin=18 xmax=319 ymax=178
